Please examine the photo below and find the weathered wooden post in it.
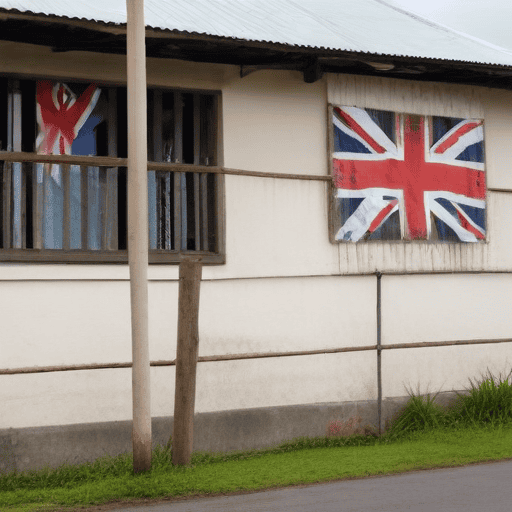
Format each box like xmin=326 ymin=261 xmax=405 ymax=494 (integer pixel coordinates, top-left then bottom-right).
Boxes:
xmin=172 ymin=259 xmax=202 ymax=465
xmin=126 ymin=0 xmax=151 ymax=472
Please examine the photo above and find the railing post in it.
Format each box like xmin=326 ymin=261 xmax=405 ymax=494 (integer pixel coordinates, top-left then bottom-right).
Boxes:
xmin=173 ymin=259 xmax=202 ymax=466
xmin=376 ymin=271 xmax=382 ymax=435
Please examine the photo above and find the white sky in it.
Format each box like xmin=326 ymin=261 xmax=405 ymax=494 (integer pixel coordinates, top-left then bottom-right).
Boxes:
xmin=389 ymin=0 xmax=512 ymax=50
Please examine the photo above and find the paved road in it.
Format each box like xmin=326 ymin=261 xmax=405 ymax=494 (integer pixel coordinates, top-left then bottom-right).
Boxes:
xmin=113 ymin=460 xmax=512 ymax=512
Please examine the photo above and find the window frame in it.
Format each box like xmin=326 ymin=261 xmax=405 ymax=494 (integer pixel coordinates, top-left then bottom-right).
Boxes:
xmin=0 ymin=75 xmax=225 ymax=265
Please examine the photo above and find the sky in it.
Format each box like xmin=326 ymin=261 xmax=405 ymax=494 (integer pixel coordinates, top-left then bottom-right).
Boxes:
xmin=389 ymin=0 xmax=512 ymax=51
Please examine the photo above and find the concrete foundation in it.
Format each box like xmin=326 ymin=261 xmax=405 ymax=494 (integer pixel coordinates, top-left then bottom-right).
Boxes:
xmin=0 ymin=391 xmax=463 ymax=474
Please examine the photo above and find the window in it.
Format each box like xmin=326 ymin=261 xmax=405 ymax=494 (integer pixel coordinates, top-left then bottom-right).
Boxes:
xmin=330 ymin=105 xmax=486 ymax=243
xmin=0 ymin=77 xmax=223 ymax=263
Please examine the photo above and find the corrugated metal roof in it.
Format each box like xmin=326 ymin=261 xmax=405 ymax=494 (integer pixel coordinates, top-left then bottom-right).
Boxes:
xmin=2 ymin=0 xmax=512 ymax=67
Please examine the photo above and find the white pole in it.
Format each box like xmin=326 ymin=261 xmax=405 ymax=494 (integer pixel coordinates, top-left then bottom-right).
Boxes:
xmin=126 ymin=0 xmax=151 ymax=472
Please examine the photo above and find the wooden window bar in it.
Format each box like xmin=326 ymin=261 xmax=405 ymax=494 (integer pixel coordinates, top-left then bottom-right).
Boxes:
xmin=0 ymin=160 xmax=222 ymax=263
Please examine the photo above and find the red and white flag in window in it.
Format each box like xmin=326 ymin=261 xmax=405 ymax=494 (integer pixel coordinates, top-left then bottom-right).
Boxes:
xmin=36 ymin=81 xmax=100 ymax=155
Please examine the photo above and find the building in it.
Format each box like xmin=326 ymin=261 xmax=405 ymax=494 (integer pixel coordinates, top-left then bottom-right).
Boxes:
xmin=1 ymin=0 xmax=512 ymax=472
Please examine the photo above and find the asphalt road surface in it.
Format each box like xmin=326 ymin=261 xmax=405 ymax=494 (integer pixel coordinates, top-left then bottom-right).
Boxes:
xmin=112 ymin=459 xmax=512 ymax=512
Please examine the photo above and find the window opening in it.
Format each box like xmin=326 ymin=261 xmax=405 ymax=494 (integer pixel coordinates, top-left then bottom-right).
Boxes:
xmin=0 ymin=77 xmax=221 ymax=262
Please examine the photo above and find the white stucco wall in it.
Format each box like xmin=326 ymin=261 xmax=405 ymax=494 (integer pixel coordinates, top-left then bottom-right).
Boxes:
xmin=382 ymin=274 xmax=512 ymax=345
xmin=205 ymin=175 xmax=338 ymax=279
xmin=198 ymin=276 xmax=375 ymax=356
xmin=381 ymin=273 xmax=512 ymax=398
xmin=221 ymin=68 xmax=327 ymax=176
xmin=1 ymin=350 xmax=378 ymax=429
xmin=0 ymin=42 xmax=511 ymax=430
xmin=383 ymin=344 xmax=512 ymax=398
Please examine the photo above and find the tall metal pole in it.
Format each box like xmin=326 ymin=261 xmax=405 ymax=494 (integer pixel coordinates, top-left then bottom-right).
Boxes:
xmin=376 ymin=271 xmax=382 ymax=436
xmin=126 ymin=0 xmax=151 ymax=472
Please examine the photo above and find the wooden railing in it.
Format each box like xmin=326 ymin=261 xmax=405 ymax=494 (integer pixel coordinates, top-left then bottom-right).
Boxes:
xmin=0 ymin=153 xmax=224 ymax=262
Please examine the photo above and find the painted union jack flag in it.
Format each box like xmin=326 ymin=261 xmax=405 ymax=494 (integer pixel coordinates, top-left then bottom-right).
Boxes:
xmin=332 ymin=106 xmax=486 ymax=242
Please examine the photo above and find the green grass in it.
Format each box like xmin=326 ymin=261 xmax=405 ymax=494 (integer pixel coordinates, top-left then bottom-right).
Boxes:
xmin=2 ymin=369 xmax=512 ymax=512
xmin=385 ymin=368 xmax=512 ymax=439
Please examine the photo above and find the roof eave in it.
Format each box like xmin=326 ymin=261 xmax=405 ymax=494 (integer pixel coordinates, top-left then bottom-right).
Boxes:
xmin=1 ymin=8 xmax=512 ymax=89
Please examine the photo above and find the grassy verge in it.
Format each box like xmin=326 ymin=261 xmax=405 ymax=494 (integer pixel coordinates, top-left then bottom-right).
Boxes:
xmin=2 ymin=369 xmax=512 ymax=512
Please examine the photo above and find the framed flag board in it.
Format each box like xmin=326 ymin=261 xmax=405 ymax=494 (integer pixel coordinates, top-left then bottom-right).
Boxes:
xmin=330 ymin=105 xmax=486 ymax=243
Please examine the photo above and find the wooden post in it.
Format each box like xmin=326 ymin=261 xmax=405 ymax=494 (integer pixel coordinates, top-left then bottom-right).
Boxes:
xmin=172 ymin=259 xmax=202 ymax=466
xmin=126 ymin=0 xmax=151 ymax=473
